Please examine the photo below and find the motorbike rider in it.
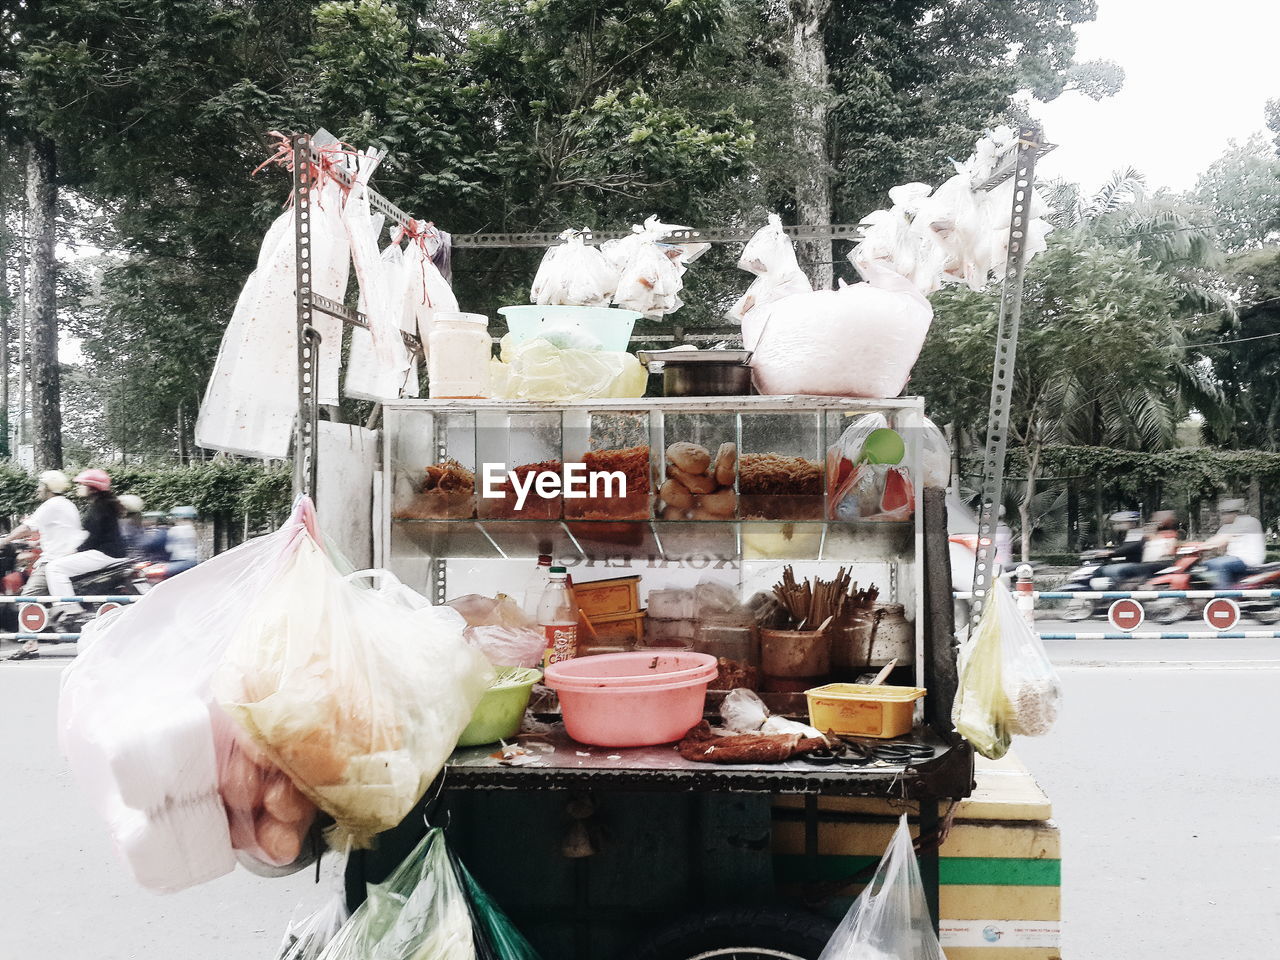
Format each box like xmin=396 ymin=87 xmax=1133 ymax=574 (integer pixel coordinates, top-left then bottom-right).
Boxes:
xmin=1093 ymin=511 xmax=1147 ymax=585
xmin=136 ymin=511 xmax=171 ymax=563
xmin=163 ymin=506 xmax=200 ymax=577
xmin=1203 ymin=498 xmax=1265 ymax=588
xmin=46 ymin=469 xmax=128 ymax=628
xmin=1 ymin=470 xmax=85 ymax=662
xmin=119 ymin=494 xmax=146 ymax=556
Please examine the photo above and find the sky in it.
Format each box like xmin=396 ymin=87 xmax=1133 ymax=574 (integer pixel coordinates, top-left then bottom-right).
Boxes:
xmin=1033 ymin=0 xmax=1280 ymax=194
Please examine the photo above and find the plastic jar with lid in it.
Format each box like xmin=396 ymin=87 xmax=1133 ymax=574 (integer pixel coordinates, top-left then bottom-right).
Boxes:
xmin=427 ymin=311 xmax=492 ymax=398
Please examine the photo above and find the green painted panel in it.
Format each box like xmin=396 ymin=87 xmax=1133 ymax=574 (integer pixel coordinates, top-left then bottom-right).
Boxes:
xmin=774 ymin=854 xmax=1061 ymax=887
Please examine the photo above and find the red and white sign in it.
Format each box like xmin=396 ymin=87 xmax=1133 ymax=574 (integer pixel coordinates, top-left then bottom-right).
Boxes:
xmin=1203 ymin=597 xmax=1240 ymax=631
xmin=97 ymin=602 xmax=123 ymax=618
xmin=1108 ymin=598 xmax=1145 ymax=632
xmin=18 ymin=602 xmax=48 ymax=634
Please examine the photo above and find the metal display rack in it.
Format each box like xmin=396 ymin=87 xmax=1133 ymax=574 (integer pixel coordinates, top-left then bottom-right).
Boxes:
xmin=285 ymin=127 xmax=1049 ymax=956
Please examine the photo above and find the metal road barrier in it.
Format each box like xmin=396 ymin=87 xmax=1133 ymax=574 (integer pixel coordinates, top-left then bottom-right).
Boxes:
xmin=0 ymin=595 xmax=139 ymax=642
xmin=955 ymin=565 xmax=1280 ymax=640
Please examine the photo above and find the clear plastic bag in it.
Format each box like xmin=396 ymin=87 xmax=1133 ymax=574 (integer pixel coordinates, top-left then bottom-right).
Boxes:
xmin=825 ymin=415 xmax=915 ymax=521
xmin=454 ymin=853 xmax=544 ymax=960
xmin=277 ymin=889 xmax=350 ymax=960
xmin=316 ymin=828 xmax=474 ymax=960
xmin=58 ymin=500 xmax=327 ymax=892
xmin=952 ymin=580 xmax=1062 ymax=759
xmin=727 ymin=213 xmax=812 ymax=321
xmin=489 ymin=334 xmax=647 ymax=401
xmin=448 ymin=594 xmax=545 ymax=668
xmin=817 ymin=814 xmax=946 ymax=960
xmin=213 ymin=538 xmax=493 ymax=847
xmin=530 ymin=231 xmax=619 ymax=307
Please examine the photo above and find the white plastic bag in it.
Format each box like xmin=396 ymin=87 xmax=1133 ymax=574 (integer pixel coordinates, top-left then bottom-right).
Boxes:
xmin=448 ymin=594 xmax=545 ymax=668
xmin=920 ymin=417 xmax=951 ymax=489
xmin=196 ymin=136 xmax=350 ymax=457
xmin=346 ymin=232 xmax=416 ymax=401
xmin=603 ymin=217 xmax=707 ymax=318
xmin=817 ymin=814 xmax=946 ymax=960
xmin=728 ymin=214 xmax=813 ymax=321
xmin=953 ymin=580 xmax=1062 ymax=759
xmin=213 ymin=531 xmax=492 ymax=848
xmin=489 ymin=334 xmax=647 ymax=401
xmin=530 ymin=231 xmax=619 ymax=307
xmin=58 ymin=500 xmax=326 ymax=892
xmin=743 ymin=261 xmax=933 ymax=398
xmin=343 ymin=148 xmax=412 ymax=399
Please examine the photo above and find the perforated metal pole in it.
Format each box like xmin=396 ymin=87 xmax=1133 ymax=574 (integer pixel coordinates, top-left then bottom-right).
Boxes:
xmin=292 ymin=134 xmax=320 ymax=501
xmin=969 ymin=126 xmax=1042 ymax=628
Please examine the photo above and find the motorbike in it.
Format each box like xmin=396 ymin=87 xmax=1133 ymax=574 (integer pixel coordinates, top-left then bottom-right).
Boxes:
xmin=45 ymin=559 xmax=149 ymax=633
xmin=1057 ymin=549 xmax=1156 ymax=621
xmin=1141 ymin=544 xmax=1280 ymax=624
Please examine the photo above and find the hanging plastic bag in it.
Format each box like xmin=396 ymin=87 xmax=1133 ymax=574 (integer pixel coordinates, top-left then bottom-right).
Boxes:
xmin=489 ymin=334 xmax=647 ymax=402
xmin=277 ymin=888 xmax=351 ymax=960
xmin=727 ymin=214 xmax=812 ymax=321
xmin=952 ymin=580 xmax=1062 ymax=759
xmin=58 ymin=499 xmax=326 ymax=892
xmin=743 ymin=261 xmax=933 ymax=399
xmin=817 ymin=814 xmax=946 ymax=960
xmin=343 ymin=148 xmax=412 ymax=399
xmin=920 ymin=417 xmax=951 ymax=489
xmin=347 ymin=231 xmax=419 ymax=401
xmin=316 ymin=828 xmax=474 ymax=960
xmin=452 ymin=852 xmax=544 ymax=960
xmin=530 ymin=231 xmax=619 ymax=307
xmin=213 ymin=540 xmax=493 ymax=848
xmin=196 ymin=131 xmax=350 ymax=458
xmin=603 ymin=216 xmax=707 ymax=318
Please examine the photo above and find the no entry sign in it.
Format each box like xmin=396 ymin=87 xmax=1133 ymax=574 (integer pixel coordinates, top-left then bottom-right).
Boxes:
xmin=1203 ymin=597 xmax=1240 ymax=631
xmin=18 ymin=602 xmax=47 ymax=634
xmin=1108 ymin=598 xmax=1145 ymax=632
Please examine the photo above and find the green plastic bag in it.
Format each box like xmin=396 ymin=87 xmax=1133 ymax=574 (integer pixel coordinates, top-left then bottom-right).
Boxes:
xmin=317 ymin=828 xmax=474 ymax=960
xmin=453 ymin=854 xmax=544 ymax=960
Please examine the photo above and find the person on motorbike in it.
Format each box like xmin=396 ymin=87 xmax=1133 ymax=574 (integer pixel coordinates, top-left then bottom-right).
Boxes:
xmin=1203 ymin=498 xmax=1265 ymax=588
xmin=1093 ymin=511 xmax=1147 ymax=585
xmin=119 ymin=494 xmax=146 ymax=555
xmin=45 ymin=469 xmax=128 ymax=629
xmin=136 ymin=511 xmax=171 ymax=563
xmin=1107 ymin=510 xmax=1180 ymax=583
xmin=1 ymin=470 xmax=85 ymax=661
xmin=163 ymin=506 xmax=200 ymax=577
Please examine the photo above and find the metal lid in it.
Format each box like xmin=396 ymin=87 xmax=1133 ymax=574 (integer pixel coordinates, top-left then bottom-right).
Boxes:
xmin=636 ymin=348 xmax=752 ymax=367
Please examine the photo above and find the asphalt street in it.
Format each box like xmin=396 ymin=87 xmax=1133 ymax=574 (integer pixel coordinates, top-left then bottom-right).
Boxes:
xmin=1 ymin=632 xmax=1276 ymax=959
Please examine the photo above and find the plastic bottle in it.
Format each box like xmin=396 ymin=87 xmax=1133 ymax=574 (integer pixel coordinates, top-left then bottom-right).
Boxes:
xmin=522 ymin=555 xmax=553 ymax=618
xmin=538 ymin=566 xmax=578 ymax=667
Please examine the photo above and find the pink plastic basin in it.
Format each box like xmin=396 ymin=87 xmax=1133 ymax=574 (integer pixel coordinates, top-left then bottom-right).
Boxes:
xmin=544 ymin=652 xmax=718 ymax=747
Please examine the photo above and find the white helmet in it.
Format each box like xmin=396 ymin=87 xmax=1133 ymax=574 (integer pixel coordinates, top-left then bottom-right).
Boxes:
xmin=119 ymin=494 xmax=145 ymax=514
xmin=38 ymin=470 xmax=71 ymax=494
xmin=1218 ymin=498 xmax=1246 ymax=514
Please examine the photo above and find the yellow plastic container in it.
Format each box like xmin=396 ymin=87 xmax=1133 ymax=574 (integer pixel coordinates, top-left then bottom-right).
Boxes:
xmin=805 ymin=683 xmax=926 ymax=739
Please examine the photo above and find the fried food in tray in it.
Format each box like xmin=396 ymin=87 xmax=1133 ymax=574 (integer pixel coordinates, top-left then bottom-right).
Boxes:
xmin=394 ymin=459 xmax=477 ymax=520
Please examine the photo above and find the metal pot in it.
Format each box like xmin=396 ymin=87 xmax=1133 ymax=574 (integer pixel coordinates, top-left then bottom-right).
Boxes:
xmin=636 ymin=349 xmax=753 ymax=397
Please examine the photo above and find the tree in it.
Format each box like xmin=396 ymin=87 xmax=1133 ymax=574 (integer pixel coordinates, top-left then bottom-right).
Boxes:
xmin=1191 ymin=134 xmax=1280 ymax=252
xmin=914 ymin=231 xmax=1192 ymax=559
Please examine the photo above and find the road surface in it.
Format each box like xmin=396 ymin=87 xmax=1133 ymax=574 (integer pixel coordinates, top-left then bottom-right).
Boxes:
xmin=1 ymin=634 xmax=1277 ymax=959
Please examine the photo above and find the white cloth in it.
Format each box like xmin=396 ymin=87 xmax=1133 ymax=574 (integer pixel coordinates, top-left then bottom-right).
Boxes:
xmin=46 ymin=550 xmax=120 ymax=611
xmin=25 ymin=495 xmax=84 ymax=562
xmin=166 ymin=525 xmax=198 ymax=563
xmin=1142 ymin=534 xmax=1178 ymax=564
xmin=1221 ymin=515 xmax=1266 ymax=567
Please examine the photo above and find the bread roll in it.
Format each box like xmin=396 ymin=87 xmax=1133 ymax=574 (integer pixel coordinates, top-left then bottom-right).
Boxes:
xmin=666 ymin=442 xmax=711 ymax=476
xmin=668 ymin=465 xmax=717 ymax=495
xmin=662 ymin=504 xmax=688 ymax=521
xmin=697 ymin=488 xmax=736 ymax=518
xmin=255 ymin=814 xmax=303 ymax=865
xmin=714 ymin=442 xmax=737 ymax=486
xmin=660 ymin=478 xmax=694 ymax=510
xmin=263 ymin=777 xmax=314 ymax=824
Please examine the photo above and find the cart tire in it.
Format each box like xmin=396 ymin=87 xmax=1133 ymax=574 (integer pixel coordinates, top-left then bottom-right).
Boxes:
xmin=1252 ymin=606 xmax=1280 ymax=626
xmin=630 ymin=906 xmax=837 ymax=960
xmin=1059 ymin=599 xmax=1093 ymax=622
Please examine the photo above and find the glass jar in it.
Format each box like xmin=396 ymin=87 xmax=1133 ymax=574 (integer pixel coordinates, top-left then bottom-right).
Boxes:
xmin=427 ymin=312 xmax=491 ymax=398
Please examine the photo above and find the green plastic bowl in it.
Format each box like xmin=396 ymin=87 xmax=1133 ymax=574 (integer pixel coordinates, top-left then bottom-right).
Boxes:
xmin=457 ymin=667 xmax=542 ymax=747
